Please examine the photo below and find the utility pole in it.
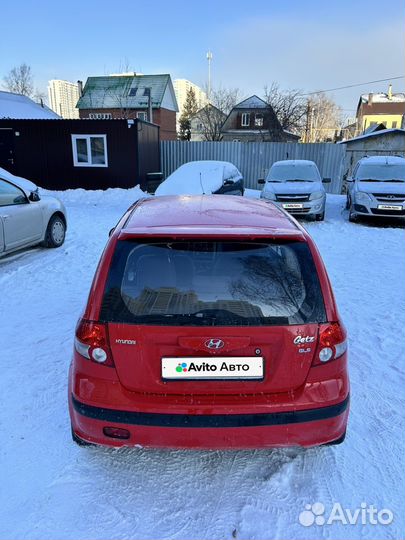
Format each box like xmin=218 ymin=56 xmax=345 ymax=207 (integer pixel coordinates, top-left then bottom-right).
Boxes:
xmin=304 ymin=99 xmax=311 ymax=143
xmin=206 ymin=50 xmax=212 ymax=101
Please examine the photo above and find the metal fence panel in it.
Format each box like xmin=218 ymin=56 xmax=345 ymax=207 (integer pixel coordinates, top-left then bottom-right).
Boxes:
xmin=160 ymin=141 xmax=346 ymax=194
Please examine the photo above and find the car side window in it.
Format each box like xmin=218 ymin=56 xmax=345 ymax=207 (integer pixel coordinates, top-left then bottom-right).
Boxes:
xmin=0 ymin=179 xmax=28 ymax=207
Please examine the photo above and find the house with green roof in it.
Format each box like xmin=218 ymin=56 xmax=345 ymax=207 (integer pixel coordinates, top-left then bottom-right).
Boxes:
xmin=76 ymin=73 xmax=178 ymax=140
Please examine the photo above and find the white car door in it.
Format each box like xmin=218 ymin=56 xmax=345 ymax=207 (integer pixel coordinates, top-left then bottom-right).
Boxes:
xmin=0 ymin=179 xmax=43 ymax=252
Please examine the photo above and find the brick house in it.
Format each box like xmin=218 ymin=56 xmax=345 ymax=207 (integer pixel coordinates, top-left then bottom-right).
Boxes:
xmin=221 ymin=95 xmax=299 ymax=142
xmin=76 ymin=74 xmax=178 ymax=140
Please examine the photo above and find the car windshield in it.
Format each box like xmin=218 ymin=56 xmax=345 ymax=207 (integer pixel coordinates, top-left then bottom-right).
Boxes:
xmin=100 ymin=240 xmax=326 ymax=326
xmin=267 ymin=165 xmax=320 ymax=183
xmin=357 ymin=163 xmax=405 ymax=182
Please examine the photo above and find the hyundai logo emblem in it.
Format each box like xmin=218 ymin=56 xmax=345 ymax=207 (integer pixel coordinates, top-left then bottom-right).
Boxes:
xmin=386 ymin=195 xmax=395 ymax=199
xmin=205 ymin=338 xmax=225 ymax=350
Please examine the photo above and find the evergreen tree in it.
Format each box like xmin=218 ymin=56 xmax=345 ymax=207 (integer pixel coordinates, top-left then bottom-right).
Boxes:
xmin=178 ymin=87 xmax=198 ymax=140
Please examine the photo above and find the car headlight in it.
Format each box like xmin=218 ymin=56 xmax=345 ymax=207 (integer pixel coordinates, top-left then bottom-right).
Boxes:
xmin=261 ymin=190 xmax=276 ymax=201
xmin=309 ymin=190 xmax=324 ymax=200
xmin=355 ymin=191 xmax=371 ymax=203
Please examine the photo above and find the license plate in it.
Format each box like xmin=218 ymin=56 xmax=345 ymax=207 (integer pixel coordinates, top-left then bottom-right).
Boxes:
xmin=377 ymin=204 xmax=402 ymax=211
xmin=282 ymin=203 xmax=303 ymax=209
xmin=162 ymin=357 xmax=264 ymax=380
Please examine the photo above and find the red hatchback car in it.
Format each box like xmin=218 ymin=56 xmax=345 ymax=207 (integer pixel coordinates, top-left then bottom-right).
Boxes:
xmin=69 ymin=195 xmax=349 ymax=448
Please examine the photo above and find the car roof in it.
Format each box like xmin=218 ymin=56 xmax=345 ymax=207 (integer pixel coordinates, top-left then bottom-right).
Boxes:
xmin=177 ymin=160 xmax=238 ymax=169
xmin=120 ymin=195 xmax=306 ymax=240
xmin=358 ymin=156 xmax=405 ymax=166
xmin=0 ymin=166 xmax=38 ymax=195
xmin=271 ymin=160 xmax=317 ymax=167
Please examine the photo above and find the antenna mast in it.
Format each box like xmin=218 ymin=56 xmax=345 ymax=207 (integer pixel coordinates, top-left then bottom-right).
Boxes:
xmin=206 ymin=50 xmax=213 ymax=100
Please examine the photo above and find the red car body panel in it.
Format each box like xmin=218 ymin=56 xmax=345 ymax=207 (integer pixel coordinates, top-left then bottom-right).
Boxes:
xmin=69 ymin=195 xmax=349 ymax=448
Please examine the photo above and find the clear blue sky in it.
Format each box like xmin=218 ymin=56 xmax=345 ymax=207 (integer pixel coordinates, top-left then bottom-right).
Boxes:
xmin=0 ymin=0 xmax=404 ymax=117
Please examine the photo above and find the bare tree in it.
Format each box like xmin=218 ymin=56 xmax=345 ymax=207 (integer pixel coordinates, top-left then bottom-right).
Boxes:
xmin=263 ymin=82 xmax=307 ymax=135
xmin=193 ymin=86 xmax=243 ymax=141
xmin=193 ymin=104 xmax=225 ymax=141
xmin=3 ymin=63 xmax=34 ymax=96
xmin=304 ymin=92 xmax=343 ymax=142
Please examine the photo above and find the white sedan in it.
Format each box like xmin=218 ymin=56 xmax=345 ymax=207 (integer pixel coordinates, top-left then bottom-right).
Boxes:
xmin=0 ymin=167 xmax=67 ymax=258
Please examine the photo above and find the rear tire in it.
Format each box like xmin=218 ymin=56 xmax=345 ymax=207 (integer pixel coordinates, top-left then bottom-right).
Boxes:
xmin=43 ymin=214 xmax=66 ymax=248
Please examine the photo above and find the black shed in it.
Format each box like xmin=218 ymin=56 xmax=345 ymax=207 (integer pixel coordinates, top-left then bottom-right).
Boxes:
xmin=0 ymin=119 xmax=160 ymax=191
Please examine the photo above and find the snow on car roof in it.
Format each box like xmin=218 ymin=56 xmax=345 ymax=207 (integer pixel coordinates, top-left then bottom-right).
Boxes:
xmin=155 ymin=160 xmax=242 ymax=196
xmin=0 ymin=166 xmax=38 ymax=194
xmin=358 ymin=156 xmax=405 ymax=165
xmin=271 ymin=160 xmax=316 ymax=167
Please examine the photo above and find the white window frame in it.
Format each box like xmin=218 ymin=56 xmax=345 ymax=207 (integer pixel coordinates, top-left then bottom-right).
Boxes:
xmin=255 ymin=113 xmax=264 ymax=127
xmin=137 ymin=111 xmax=148 ymax=121
xmin=88 ymin=113 xmax=112 ymax=120
xmin=71 ymin=134 xmax=108 ymax=168
xmin=241 ymin=113 xmax=250 ymax=127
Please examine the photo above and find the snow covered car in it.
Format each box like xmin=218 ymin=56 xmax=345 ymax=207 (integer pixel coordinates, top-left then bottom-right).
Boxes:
xmin=259 ymin=160 xmax=331 ymax=221
xmin=346 ymin=156 xmax=405 ymax=222
xmin=0 ymin=167 xmax=66 ymax=257
xmin=155 ymin=160 xmax=244 ymax=196
xmin=69 ymin=195 xmax=349 ymax=449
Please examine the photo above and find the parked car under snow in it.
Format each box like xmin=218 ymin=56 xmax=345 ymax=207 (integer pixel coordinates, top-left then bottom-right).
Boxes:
xmin=155 ymin=161 xmax=244 ymax=196
xmin=0 ymin=167 xmax=67 ymax=258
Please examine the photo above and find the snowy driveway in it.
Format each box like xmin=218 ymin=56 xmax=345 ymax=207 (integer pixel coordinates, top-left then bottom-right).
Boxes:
xmin=1 ymin=190 xmax=404 ymax=540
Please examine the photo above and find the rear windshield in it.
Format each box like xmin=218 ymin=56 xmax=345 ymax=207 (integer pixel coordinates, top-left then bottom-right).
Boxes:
xmin=100 ymin=240 xmax=326 ymax=326
xmin=357 ymin=163 xmax=405 ymax=181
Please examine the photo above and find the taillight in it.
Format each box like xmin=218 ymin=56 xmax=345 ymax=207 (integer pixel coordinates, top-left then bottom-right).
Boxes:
xmin=313 ymin=322 xmax=347 ymax=366
xmin=74 ymin=319 xmax=115 ymax=367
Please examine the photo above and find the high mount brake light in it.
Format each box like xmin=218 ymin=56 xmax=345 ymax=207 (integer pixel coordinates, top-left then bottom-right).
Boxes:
xmin=74 ymin=319 xmax=115 ymax=367
xmin=313 ymin=322 xmax=347 ymax=366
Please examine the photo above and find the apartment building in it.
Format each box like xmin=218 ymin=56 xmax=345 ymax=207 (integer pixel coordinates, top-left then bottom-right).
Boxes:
xmin=48 ymin=80 xmax=80 ymax=119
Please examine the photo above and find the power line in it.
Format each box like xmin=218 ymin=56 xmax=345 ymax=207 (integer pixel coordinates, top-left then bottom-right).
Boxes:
xmin=300 ymin=76 xmax=405 ymax=96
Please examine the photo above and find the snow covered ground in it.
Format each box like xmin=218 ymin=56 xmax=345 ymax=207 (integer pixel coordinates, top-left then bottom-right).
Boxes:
xmin=0 ymin=189 xmax=404 ymax=540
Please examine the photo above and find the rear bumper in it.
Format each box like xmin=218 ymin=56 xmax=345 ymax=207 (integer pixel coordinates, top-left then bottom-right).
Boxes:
xmin=69 ymin=362 xmax=350 ymax=449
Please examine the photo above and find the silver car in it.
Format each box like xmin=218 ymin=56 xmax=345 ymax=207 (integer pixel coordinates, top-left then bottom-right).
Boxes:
xmin=346 ymin=156 xmax=405 ymax=222
xmin=259 ymin=160 xmax=331 ymax=221
xmin=0 ymin=167 xmax=67 ymax=258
